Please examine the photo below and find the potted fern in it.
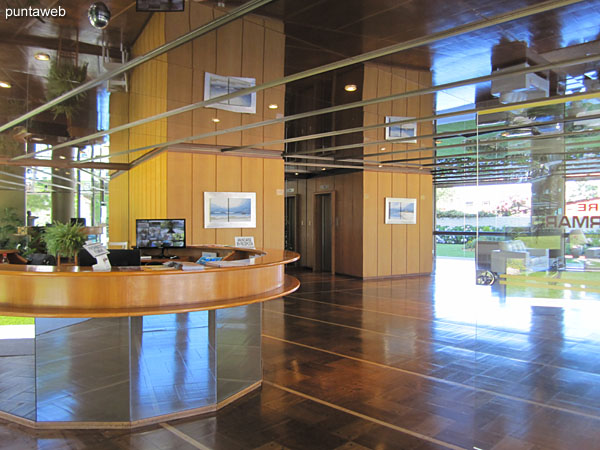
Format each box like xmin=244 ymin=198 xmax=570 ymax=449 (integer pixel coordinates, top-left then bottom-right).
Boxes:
xmin=42 ymin=221 xmax=87 ymax=265
xmin=45 ymin=58 xmax=88 ymax=125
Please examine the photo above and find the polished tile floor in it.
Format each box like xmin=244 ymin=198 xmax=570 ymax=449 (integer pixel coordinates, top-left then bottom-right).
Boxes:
xmin=2 ymin=258 xmax=600 ymax=449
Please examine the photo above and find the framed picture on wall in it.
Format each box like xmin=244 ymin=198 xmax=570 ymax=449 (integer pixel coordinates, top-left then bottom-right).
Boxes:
xmin=385 ymin=116 xmax=417 ymax=143
xmin=385 ymin=198 xmax=417 ymax=224
xmin=204 ymin=192 xmax=256 ymax=228
xmin=204 ymin=72 xmax=257 ymax=114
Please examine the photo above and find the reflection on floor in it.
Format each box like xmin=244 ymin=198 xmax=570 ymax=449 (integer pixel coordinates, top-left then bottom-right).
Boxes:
xmin=1 ymin=260 xmax=600 ymax=449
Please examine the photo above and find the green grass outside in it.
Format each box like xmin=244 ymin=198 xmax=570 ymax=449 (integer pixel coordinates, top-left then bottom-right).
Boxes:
xmin=436 ymin=243 xmax=475 ymax=258
xmin=0 ymin=316 xmax=34 ymax=325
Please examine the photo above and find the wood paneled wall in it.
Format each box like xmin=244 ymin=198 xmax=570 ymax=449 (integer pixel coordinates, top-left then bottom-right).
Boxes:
xmin=164 ymin=3 xmax=285 ymax=150
xmin=362 ymin=171 xmax=433 ymax=278
xmin=109 ymin=7 xmax=285 ymax=249
xmin=109 ymin=14 xmax=168 ymax=245
xmin=167 ymin=153 xmax=283 ymax=248
xmin=361 ymin=63 xmax=434 ymax=277
xmin=363 ymin=63 xmax=434 ymax=164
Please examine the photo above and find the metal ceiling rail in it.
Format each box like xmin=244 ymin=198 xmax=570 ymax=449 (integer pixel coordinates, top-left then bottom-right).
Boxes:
xmin=0 ymin=0 xmax=277 ymax=134
xmin=79 ymin=53 xmax=600 ymax=164
xmin=401 ymin=133 xmax=600 ymax=166
xmin=430 ymin=145 xmax=600 ymax=170
xmin=227 ymin=91 xmax=600 ymax=157
xmin=312 ymin=113 xmax=600 ymax=164
xmin=28 ymin=167 xmax=105 ymax=192
xmin=433 ymin=169 xmax=600 ymax=184
xmin=364 ymin=113 xmax=600 ymax=159
xmin=0 ymin=169 xmax=75 ymax=191
xmin=13 ymin=0 xmax=586 ymax=161
xmin=433 ymin=157 xmax=600 ymax=174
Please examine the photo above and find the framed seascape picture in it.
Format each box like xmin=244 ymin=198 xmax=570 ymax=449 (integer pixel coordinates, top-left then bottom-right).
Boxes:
xmin=204 ymin=72 xmax=257 ymax=114
xmin=204 ymin=192 xmax=256 ymax=228
xmin=385 ymin=116 xmax=417 ymax=143
xmin=385 ymin=198 xmax=417 ymax=224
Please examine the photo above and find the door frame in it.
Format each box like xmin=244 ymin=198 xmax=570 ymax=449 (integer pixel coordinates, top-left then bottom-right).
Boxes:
xmin=313 ymin=191 xmax=335 ymax=274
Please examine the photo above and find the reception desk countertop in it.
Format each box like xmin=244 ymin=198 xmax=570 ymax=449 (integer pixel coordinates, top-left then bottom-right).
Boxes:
xmin=0 ymin=247 xmax=299 ymax=318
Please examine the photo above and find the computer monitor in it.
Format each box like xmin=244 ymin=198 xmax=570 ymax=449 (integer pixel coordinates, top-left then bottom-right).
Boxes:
xmin=136 ymin=219 xmax=186 ymax=250
xmin=78 ymin=249 xmax=141 ymax=267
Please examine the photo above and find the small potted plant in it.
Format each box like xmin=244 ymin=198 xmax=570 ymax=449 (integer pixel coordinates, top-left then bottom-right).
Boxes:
xmin=42 ymin=221 xmax=87 ymax=265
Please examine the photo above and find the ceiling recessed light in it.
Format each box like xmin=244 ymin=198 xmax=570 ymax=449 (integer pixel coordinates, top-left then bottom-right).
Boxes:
xmin=65 ymin=171 xmax=71 ymax=175
xmin=294 ymin=172 xmax=299 ymax=175
xmin=344 ymin=84 xmax=357 ymax=92
xmin=0 ymin=81 xmax=11 ymax=89
xmin=59 ymin=155 xmax=66 ymax=159
xmin=380 ymin=147 xmax=386 ymax=151
xmin=321 ymin=167 xmax=326 ymax=171
xmin=435 ymin=140 xmax=442 ymax=144
xmin=378 ymin=164 xmax=383 ymax=168
xmin=212 ymin=118 xmax=220 ymax=123
xmin=268 ymin=103 xmax=278 ymax=109
xmin=34 ymin=52 xmax=50 ymax=61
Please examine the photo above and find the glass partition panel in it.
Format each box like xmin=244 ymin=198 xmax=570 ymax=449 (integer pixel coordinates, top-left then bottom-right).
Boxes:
xmin=474 ymin=94 xmax=600 ymax=445
xmin=0 ymin=316 xmax=34 ymax=420
xmin=215 ymin=303 xmax=262 ymax=403
xmin=35 ymin=317 xmax=131 ymax=422
xmin=130 ymin=311 xmax=215 ymax=421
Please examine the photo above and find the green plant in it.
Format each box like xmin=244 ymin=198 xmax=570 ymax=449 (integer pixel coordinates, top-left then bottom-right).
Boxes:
xmin=0 ymin=207 xmax=25 ymax=249
xmin=45 ymin=58 xmax=88 ymax=121
xmin=42 ymin=221 xmax=87 ymax=260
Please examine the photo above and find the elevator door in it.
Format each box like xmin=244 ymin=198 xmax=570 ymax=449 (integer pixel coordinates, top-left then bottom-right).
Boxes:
xmin=320 ymin=194 xmax=332 ymax=272
xmin=314 ymin=192 xmax=335 ymax=273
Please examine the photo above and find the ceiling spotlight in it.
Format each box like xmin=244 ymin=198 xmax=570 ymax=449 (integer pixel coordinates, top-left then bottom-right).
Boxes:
xmin=65 ymin=171 xmax=71 ymax=175
xmin=88 ymin=2 xmax=111 ymax=30
xmin=378 ymin=164 xmax=383 ymax=168
xmin=0 ymin=81 xmax=11 ymax=89
xmin=59 ymin=155 xmax=66 ymax=159
xmin=294 ymin=172 xmax=299 ymax=175
xmin=212 ymin=117 xmax=220 ymax=123
xmin=435 ymin=140 xmax=442 ymax=144
xmin=321 ymin=167 xmax=326 ymax=171
xmin=268 ymin=104 xmax=278 ymax=109
xmin=380 ymin=147 xmax=386 ymax=151
xmin=31 ymin=137 xmax=44 ymax=142
xmin=344 ymin=84 xmax=357 ymax=92
xmin=34 ymin=53 xmax=50 ymax=61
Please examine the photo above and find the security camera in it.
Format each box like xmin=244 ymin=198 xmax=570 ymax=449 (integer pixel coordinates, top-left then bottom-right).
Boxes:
xmin=88 ymin=2 xmax=111 ymax=30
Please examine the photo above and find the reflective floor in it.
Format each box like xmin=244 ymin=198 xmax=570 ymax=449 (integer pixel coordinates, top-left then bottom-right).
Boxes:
xmin=1 ymin=260 xmax=600 ymax=448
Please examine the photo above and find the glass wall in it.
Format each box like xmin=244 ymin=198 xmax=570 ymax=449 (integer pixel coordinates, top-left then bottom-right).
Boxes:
xmin=471 ymin=94 xmax=600 ymax=445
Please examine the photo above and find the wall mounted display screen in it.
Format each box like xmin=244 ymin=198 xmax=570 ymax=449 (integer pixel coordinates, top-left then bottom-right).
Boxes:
xmin=136 ymin=219 xmax=186 ymax=248
xmin=136 ymin=0 xmax=184 ymax=11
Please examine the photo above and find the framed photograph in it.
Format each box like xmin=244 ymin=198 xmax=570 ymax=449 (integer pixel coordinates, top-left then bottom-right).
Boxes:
xmin=136 ymin=0 xmax=184 ymax=12
xmin=385 ymin=198 xmax=417 ymax=224
xmin=204 ymin=192 xmax=256 ymax=228
xmin=204 ymin=72 xmax=257 ymax=114
xmin=385 ymin=116 xmax=417 ymax=143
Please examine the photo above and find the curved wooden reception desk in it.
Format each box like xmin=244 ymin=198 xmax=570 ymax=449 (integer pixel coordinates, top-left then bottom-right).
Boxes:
xmin=0 ymin=246 xmax=299 ymax=429
xmin=0 ymin=246 xmax=299 ymax=317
